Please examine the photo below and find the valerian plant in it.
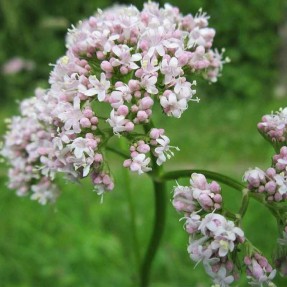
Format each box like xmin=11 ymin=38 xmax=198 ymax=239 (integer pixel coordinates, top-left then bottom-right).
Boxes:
xmin=1 ymin=2 xmax=286 ymax=287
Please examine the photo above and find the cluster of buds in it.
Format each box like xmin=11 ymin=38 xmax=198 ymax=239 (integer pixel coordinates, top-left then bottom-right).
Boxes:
xmin=172 ymin=173 xmax=245 ymax=286
xmin=243 ymin=166 xmax=287 ymax=202
xmin=1 ymin=2 xmax=226 ymax=204
xmin=244 ymin=253 xmax=277 ymax=286
xmin=258 ymin=107 xmax=287 ymax=144
xmin=243 ymin=145 xmax=287 ymax=202
xmin=173 ymin=173 xmax=223 ymax=212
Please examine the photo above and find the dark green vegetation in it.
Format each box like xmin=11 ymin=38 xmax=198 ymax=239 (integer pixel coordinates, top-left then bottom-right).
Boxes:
xmin=0 ymin=0 xmax=287 ymax=286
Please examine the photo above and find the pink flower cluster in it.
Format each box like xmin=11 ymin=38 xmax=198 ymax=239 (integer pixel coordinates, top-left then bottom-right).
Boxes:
xmin=243 ymin=146 xmax=287 ymax=202
xmin=1 ymin=3 xmax=226 ymax=204
xmin=258 ymin=107 xmax=287 ymax=144
xmin=173 ymin=173 xmax=223 ymax=212
xmin=244 ymin=253 xmax=277 ymax=286
xmin=1 ymin=98 xmax=58 ymax=204
xmin=172 ymin=173 xmax=244 ymax=286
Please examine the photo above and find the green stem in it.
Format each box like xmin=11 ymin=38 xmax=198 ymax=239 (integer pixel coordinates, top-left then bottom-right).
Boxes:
xmin=139 ymin=175 xmax=166 ymax=287
xmin=139 ymin=122 xmax=167 ymax=287
xmin=118 ymin=137 xmax=141 ymax=277
xmin=123 ymin=169 xmax=141 ymax=272
xmin=238 ymin=188 xmax=250 ymax=221
xmin=161 ymin=169 xmax=245 ymax=191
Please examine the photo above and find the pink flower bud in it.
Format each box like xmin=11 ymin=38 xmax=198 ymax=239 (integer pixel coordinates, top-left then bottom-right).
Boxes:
xmin=90 ymin=117 xmax=98 ymax=125
xmin=137 ymin=110 xmax=148 ymax=122
xmin=125 ymin=121 xmax=134 ymax=132
xmin=135 ymin=69 xmax=143 ymax=78
xmin=102 ymin=174 xmax=111 ymax=185
xmin=100 ymin=61 xmax=113 ymax=73
xmin=123 ymin=159 xmax=132 ymax=167
xmin=244 ymin=256 xmax=252 ymax=265
xmin=96 ymin=51 xmax=105 ymax=60
xmin=128 ymin=80 xmax=140 ymax=91
xmin=266 ymin=168 xmax=276 ymax=177
xmin=87 ymin=139 xmax=97 ymax=149
xmin=213 ymin=194 xmax=222 ymax=203
xmin=131 ymin=151 xmax=138 ymax=158
xmin=107 ymin=182 xmax=114 ymax=190
xmin=210 ymin=181 xmax=221 ymax=193
xmin=199 ymin=194 xmax=213 ymax=208
xmin=131 ymin=105 xmax=138 ymax=113
xmin=94 ymin=153 xmax=103 ymax=162
xmin=83 ymin=108 xmax=93 ymax=118
xmin=265 ymin=181 xmax=276 ymax=194
xmin=137 ymin=143 xmax=150 ymax=153
xmin=134 ymin=91 xmax=141 ymax=98
xmin=80 ymin=117 xmax=91 ymax=128
xmin=149 ymin=128 xmax=161 ymax=139
xmin=140 ymin=97 xmax=154 ymax=109
xmin=117 ymin=105 xmax=129 ymax=116
xmin=120 ymin=66 xmax=129 ymax=75
xmin=274 ymin=192 xmax=283 ymax=201
xmin=178 ymin=53 xmax=189 ymax=66
xmin=139 ymin=39 xmax=149 ymax=51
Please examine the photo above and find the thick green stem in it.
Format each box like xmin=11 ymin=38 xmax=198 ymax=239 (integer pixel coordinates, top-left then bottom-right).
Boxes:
xmin=139 ymin=122 xmax=167 ymax=287
xmin=123 ymin=167 xmax=141 ymax=274
xmin=139 ymin=178 xmax=166 ymax=287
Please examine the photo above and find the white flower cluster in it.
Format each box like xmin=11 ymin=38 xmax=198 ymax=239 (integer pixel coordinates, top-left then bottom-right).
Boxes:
xmin=1 ymin=2 xmax=226 ymax=204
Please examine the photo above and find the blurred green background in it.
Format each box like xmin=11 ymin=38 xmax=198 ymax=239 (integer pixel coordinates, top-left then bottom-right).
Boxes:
xmin=0 ymin=0 xmax=287 ymax=286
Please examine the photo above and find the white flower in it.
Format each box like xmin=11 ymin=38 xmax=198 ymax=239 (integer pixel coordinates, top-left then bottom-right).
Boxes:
xmin=110 ymin=85 xmax=132 ymax=108
xmin=31 ymin=180 xmax=58 ymax=205
xmin=160 ymin=92 xmax=187 ymax=118
xmin=215 ymin=220 xmax=244 ymax=241
xmin=154 ymin=135 xmax=179 ymax=165
xmin=174 ymin=78 xmax=197 ymax=100
xmin=211 ymin=238 xmax=234 ymax=257
xmin=188 ymin=236 xmax=211 ymax=262
xmin=112 ymin=45 xmax=142 ymax=69
xmin=106 ymin=109 xmax=128 ymax=135
xmin=205 ymin=265 xmax=234 ymax=287
xmin=243 ymin=167 xmax=266 ymax=187
xmin=140 ymin=55 xmax=159 ymax=75
xmin=187 ymin=27 xmax=215 ymax=48
xmin=142 ymin=27 xmax=166 ymax=57
xmin=198 ymin=213 xmax=227 ymax=236
xmin=274 ymin=173 xmax=287 ymax=195
xmin=82 ymin=73 xmax=110 ymax=101
xmin=57 ymin=96 xmax=83 ymax=134
xmin=92 ymin=29 xmax=119 ymax=53
xmin=69 ymin=137 xmax=94 ymax=159
xmin=140 ymin=75 xmax=158 ymax=94
xmin=130 ymin=153 xmax=151 ymax=174
xmin=52 ymin=133 xmax=70 ymax=150
xmin=160 ymin=57 xmax=182 ymax=84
